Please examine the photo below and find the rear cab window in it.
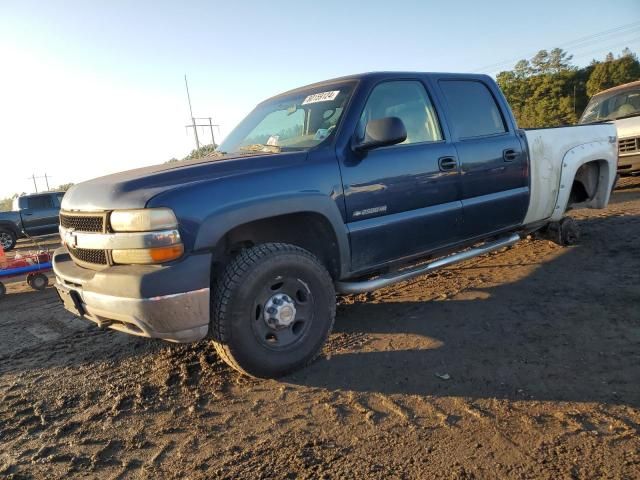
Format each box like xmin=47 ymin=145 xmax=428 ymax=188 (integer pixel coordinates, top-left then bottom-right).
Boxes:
xmin=439 ymin=80 xmax=507 ymax=139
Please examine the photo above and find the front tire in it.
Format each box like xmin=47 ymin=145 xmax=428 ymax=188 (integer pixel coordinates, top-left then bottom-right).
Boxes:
xmin=211 ymin=243 xmax=336 ymax=378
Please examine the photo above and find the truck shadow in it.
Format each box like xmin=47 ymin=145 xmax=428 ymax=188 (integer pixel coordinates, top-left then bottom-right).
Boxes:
xmin=288 ymin=212 xmax=640 ymax=407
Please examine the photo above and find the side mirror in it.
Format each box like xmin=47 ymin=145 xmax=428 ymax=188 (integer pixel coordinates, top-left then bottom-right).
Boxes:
xmin=354 ymin=117 xmax=407 ymax=152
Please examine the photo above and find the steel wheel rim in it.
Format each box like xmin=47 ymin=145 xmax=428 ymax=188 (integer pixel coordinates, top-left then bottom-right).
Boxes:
xmin=251 ymin=275 xmax=314 ymax=350
xmin=0 ymin=233 xmax=12 ymax=249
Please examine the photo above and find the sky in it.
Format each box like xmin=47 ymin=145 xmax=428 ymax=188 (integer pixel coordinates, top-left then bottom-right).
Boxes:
xmin=0 ymin=0 xmax=639 ymax=198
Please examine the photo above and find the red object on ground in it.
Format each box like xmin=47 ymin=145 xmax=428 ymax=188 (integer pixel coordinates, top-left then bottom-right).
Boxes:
xmin=0 ymin=251 xmax=52 ymax=272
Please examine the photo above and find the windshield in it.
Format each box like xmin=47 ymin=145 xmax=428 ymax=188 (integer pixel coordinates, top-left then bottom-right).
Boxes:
xmin=218 ymin=82 xmax=355 ymax=154
xmin=580 ymin=87 xmax=640 ymax=123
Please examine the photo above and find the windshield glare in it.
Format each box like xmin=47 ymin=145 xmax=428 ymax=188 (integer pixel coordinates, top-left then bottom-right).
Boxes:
xmin=218 ymin=83 xmax=355 ymax=154
xmin=580 ymin=88 xmax=640 ymax=123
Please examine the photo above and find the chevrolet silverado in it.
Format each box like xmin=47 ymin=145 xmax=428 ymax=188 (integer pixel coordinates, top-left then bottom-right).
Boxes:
xmin=53 ymin=72 xmax=617 ymax=378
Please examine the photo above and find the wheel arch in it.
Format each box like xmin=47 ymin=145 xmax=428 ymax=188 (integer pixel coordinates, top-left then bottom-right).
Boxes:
xmin=195 ymin=194 xmax=350 ymax=279
xmin=0 ymin=221 xmax=21 ymax=237
xmin=551 ymin=141 xmax=617 ymax=221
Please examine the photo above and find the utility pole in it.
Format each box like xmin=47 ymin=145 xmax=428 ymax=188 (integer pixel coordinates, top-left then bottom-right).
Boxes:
xmin=28 ymin=173 xmax=53 ymax=193
xmin=208 ymin=117 xmax=216 ymax=147
xmin=183 ymin=75 xmax=220 ymax=158
xmin=188 ymin=117 xmax=219 ymax=147
xmin=184 ymin=75 xmax=200 ymax=151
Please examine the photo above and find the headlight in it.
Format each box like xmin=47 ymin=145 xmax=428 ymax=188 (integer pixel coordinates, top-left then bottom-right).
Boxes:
xmin=110 ymin=208 xmax=178 ymax=232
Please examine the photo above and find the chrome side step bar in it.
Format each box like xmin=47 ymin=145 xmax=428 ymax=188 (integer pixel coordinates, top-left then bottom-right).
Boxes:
xmin=336 ymin=233 xmax=521 ymax=294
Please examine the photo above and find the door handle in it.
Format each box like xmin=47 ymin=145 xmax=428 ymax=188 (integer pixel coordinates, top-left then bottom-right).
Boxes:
xmin=438 ymin=156 xmax=457 ymax=171
xmin=503 ymin=149 xmax=518 ymax=161
xmin=23 ymin=212 xmax=33 ymax=216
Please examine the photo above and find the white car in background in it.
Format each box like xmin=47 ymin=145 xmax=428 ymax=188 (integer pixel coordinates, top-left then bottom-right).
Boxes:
xmin=580 ymin=80 xmax=640 ymax=175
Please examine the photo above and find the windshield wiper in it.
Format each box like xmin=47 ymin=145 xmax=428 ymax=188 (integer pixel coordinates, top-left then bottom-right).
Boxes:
xmin=238 ymin=144 xmax=282 ymax=153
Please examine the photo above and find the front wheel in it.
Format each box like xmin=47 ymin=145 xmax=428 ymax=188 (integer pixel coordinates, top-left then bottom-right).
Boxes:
xmin=210 ymin=243 xmax=336 ymax=378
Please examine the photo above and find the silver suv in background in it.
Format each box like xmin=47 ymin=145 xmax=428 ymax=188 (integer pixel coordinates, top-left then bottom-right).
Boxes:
xmin=580 ymin=80 xmax=640 ymax=175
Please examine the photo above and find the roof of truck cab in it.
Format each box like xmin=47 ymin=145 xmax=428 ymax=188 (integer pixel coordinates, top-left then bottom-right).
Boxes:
xmin=592 ymin=80 xmax=640 ymax=97
xmin=21 ymin=191 xmax=66 ymax=198
xmin=261 ymin=71 xmax=494 ymax=104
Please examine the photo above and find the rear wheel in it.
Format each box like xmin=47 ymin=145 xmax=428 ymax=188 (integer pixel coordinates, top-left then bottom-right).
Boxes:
xmin=0 ymin=229 xmax=16 ymax=252
xmin=211 ymin=243 xmax=336 ymax=378
xmin=28 ymin=273 xmax=49 ymax=291
xmin=0 ymin=282 xmax=5 ymax=298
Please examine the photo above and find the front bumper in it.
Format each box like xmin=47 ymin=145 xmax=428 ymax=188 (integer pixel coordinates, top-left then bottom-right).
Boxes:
xmin=53 ymin=247 xmax=211 ymax=342
xmin=618 ymin=153 xmax=640 ymax=174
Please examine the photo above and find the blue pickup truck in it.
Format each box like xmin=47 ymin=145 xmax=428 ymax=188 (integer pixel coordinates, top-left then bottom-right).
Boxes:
xmin=0 ymin=192 xmax=64 ymax=251
xmin=54 ymin=72 xmax=617 ymax=378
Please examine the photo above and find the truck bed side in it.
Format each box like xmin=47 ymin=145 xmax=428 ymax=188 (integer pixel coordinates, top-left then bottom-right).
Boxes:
xmin=522 ymin=124 xmax=617 ymax=225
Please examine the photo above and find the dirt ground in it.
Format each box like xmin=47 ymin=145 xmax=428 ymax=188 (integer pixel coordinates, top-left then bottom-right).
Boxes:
xmin=0 ymin=178 xmax=639 ymax=480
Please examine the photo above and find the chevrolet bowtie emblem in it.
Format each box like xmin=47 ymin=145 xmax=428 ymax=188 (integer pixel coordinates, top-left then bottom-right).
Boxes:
xmin=66 ymin=231 xmax=78 ymax=248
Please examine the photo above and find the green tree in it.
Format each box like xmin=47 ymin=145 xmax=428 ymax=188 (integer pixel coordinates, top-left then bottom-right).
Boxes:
xmin=0 ymin=193 xmax=24 ymax=212
xmin=586 ymin=51 xmax=640 ymax=96
xmin=165 ymin=143 xmax=220 ymax=164
xmin=0 ymin=197 xmax=12 ymax=212
xmin=497 ymin=48 xmax=578 ymax=128
xmin=55 ymin=182 xmax=74 ymax=192
xmin=497 ymin=48 xmax=639 ymax=128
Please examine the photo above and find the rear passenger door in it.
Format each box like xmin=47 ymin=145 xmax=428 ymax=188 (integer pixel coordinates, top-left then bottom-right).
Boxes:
xmin=437 ymin=79 xmax=528 ymax=239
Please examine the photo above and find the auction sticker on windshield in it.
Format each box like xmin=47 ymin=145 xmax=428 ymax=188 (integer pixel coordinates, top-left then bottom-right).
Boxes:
xmin=302 ymin=91 xmax=340 ymax=105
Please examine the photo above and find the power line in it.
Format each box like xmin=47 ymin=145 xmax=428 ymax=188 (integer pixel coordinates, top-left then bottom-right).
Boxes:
xmin=472 ymin=21 xmax=640 ymax=73
xmin=569 ymin=36 xmax=640 ymax=63
xmin=481 ymin=33 xmax=640 ymax=76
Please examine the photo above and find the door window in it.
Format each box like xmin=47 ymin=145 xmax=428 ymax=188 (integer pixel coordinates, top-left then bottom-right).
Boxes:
xmin=358 ymin=81 xmax=442 ymax=145
xmin=439 ymin=80 xmax=506 ymax=138
xmin=26 ymin=195 xmax=53 ymax=210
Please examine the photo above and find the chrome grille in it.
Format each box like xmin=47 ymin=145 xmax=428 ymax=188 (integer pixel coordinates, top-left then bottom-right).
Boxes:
xmin=619 ymin=137 xmax=639 ymax=154
xmin=68 ymin=247 xmax=108 ymax=265
xmin=60 ymin=213 xmax=105 ymax=233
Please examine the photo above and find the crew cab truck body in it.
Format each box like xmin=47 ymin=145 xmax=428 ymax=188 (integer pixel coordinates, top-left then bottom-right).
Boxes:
xmin=0 ymin=192 xmax=64 ymax=251
xmin=53 ymin=72 xmax=617 ymax=378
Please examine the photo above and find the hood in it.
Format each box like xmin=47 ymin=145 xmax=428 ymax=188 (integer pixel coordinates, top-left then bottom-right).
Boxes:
xmin=613 ymin=115 xmax=640 ymax=139
xmin=61 ymin=152 xmax=302 ymax=211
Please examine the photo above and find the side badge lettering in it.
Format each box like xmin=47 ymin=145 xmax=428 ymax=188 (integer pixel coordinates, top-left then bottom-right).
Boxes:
xmin=353 ymin=205 xmax=388 ymax=218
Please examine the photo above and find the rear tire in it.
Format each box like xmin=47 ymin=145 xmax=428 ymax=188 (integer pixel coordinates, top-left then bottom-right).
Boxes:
xmin=210 ymin=243 xmax=336 ymax=378
xmin=559 ymin=217 xmax=580 ymax=246
xmin=0 ymin=282 xmax=5 ymax=298
xmin=28 ymin=273 xmax=49 ymax=291
xmin=0 ymin=229 xmax=16 ymax=252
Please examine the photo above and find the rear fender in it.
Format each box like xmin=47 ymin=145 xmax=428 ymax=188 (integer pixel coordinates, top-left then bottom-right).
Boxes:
xmin=0 ymin=221 xmax=21 ymax=238
xmin=551 ymin=140 xmax=617 ymax=221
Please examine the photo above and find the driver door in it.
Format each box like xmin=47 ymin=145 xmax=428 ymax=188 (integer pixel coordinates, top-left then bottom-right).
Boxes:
xmin=340 ymin=80 xmax=463 ymax=271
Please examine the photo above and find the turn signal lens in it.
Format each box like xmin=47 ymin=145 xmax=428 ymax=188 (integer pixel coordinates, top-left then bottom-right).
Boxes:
xmin=112 ymin=244 xmax=184 ymax=264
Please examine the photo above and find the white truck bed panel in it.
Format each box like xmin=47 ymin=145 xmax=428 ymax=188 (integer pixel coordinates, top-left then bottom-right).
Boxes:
xmin=522 ymin=124 xmax=618 ymax=225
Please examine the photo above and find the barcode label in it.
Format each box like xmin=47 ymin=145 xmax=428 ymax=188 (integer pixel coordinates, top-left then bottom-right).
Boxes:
xmin=302 ymin=90 xmax=340 ymax=105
